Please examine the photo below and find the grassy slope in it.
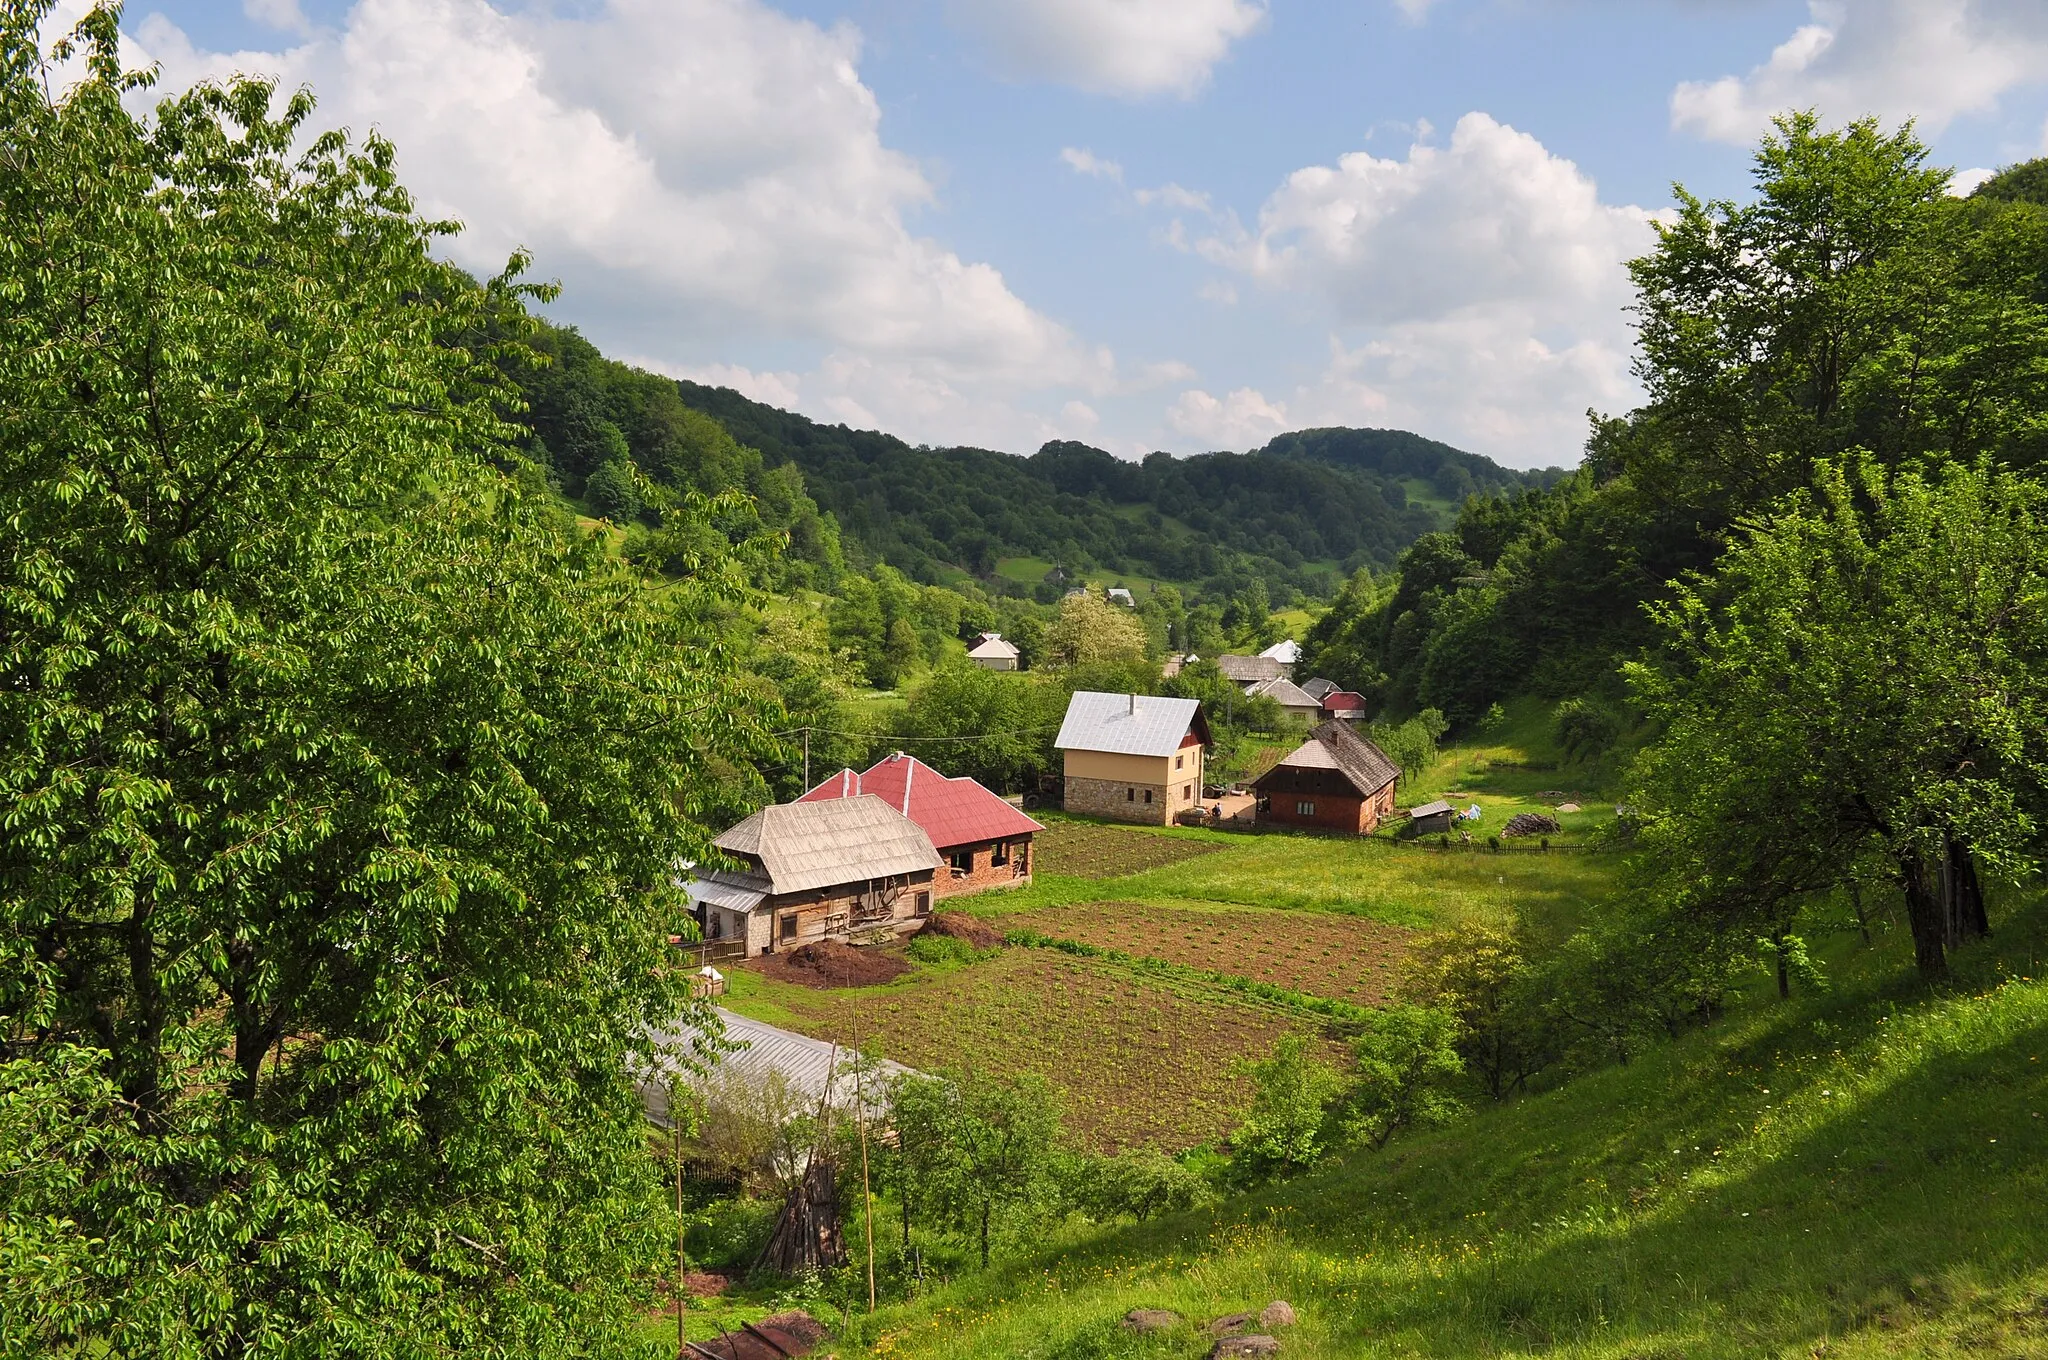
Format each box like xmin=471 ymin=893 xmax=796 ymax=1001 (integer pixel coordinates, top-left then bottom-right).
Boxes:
xmin=850 ymin=901 xmax=2048 ymax=1359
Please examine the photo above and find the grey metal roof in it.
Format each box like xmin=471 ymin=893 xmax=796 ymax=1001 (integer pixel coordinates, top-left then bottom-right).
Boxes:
xmin=641 ymin=1009 xmax=918 ymax=1124
xmin=713 ymin=795 xmax=938 ymax=896
xmin=1299 ymin=677 xmax=1340 ymax=700
xmin=1216 ymin=654 xmax=1286 ymax=684
xmin=1056 ymin=690 xmax=1203 ymax=758
xmin=687 ymin=869 xmax=771 ymax=912
xmin=1409 ymin=799 xmax=1454 ymax=819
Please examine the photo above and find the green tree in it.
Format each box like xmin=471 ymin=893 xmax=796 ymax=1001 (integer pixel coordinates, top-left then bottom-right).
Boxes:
xmin=1044 ymin=589 xmax=1149 ymax=668
xmin=1333 ymin=1007 xmax=1466 ymax=1150
xmin=583 ymin=456 xmax=643 ymax=521
xmin=0 ymin=17 xmax=772 ymax=1354
xmin=900 ymin=666 xmax=1063 ymax=793
xmin=1626 ymin=457 xmax=2048 ymax=978
xmin=893 ymin=1070 xmax=1062 ymax=1269
xmin=1227 ymin=1035 xmax=1345 ymax=1185
xmin=1399 ymin=923 xmax=1554 ymax=1100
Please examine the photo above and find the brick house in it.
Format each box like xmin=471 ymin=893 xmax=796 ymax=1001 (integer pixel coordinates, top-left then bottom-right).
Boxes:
xmin=1252 ymin=719 xmax=1402 ymax=835
xmin=687 ymin=796 xmax=939 ymax=956
xmin=1055 ymin=691 xmax=1210 ymax=825
xmin=796 ymin=752 xmax=1042 ymax=899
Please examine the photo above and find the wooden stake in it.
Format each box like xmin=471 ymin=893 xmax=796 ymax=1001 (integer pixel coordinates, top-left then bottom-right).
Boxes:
xmin=674 ymin=1077 xmax=686 ymax=1360
xmin=853 ymin=1021 xmax=877 ymax=1313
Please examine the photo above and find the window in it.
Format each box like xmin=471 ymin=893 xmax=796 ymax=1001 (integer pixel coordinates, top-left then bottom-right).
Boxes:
xmin=1143 ymin=789 xmax=1153 ymax=804
xmin=779 ymin=913 xmax=798 ymax=942
xmin=1127 ymin=787 xmax=1136 ymax=802
xmin=991 ymin=842 xmax=1010 ymax=867
xmin=914 ymin=891 xmax=932 ymax=917
xmin=1175 ymin=753 xmax=1184 ymax=770
xmin=1296 ymin=800 xmax=1316 ymax=816
xmin=1184 ymin=785 xmax=1192 ymax=800
xmin=949 ymin=848 xmax=974 ymax=875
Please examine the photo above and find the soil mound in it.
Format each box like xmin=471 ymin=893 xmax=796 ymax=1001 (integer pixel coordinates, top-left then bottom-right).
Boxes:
xmin=751 ymin=939 xmax=909 ymax=989
xmin=915 ymin=912 xmax=1005 ymax=950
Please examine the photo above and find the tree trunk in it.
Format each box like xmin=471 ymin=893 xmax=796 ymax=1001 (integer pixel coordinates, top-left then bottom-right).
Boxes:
xmin=1897 ymin=849 xmax=1949 ymax=979
xmin=979 ymin=1200 xmax=990 ymax=1270
xmin=1946 ymin=837 xmax=1989 ymax=944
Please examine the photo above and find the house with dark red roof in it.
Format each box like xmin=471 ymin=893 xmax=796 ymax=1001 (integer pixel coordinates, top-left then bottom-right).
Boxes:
xmin=797 ymin=753 xmax=1044 ymax=898
xmin=1320 ymin=690 xmax=1369 ymax=721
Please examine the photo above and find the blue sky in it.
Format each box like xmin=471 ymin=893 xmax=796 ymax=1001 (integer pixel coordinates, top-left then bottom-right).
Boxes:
xmin=101 ymin=0 xmax=2048 ymax=467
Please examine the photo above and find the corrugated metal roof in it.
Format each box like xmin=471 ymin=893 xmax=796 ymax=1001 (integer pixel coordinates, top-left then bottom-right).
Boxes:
xmin=1259 ymin=640 xmax=1301 ymax=663
xmin=795 ymin=754 xmax=1041 ymax=850
xmin=1299 ymin=677 xmax=1339 ymax=700
xmin=1409 ymin=799 xmax=1454 ymax=818
xmin=1322 ymin=690 xmax=1368 ymax=711
xmin=713 ymin=796 xmax=938 ymax=895
xmin=687 ymin=869 xmax=771 ymax=912
xmin=641 ymin=1009 xmax=918 ymax=1122
xmin=1055 ymin=691 xmax=1204 ymax=758
xmin=1250 ymin=677 xmax=1322 ymax=709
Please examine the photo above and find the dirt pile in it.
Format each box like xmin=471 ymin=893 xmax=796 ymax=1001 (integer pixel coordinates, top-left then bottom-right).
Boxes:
xmin=915 ymin=912 xmax=1005 ymax=950
xmin=751 ymin=939 xmax=909 ymax=989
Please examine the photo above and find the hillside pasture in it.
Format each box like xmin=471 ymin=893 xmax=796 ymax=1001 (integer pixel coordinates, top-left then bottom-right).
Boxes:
xmin=1001 ymin=899 xmax=1413 ymax=1005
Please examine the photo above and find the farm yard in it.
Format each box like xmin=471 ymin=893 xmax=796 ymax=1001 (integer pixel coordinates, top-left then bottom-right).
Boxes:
xmin=724 ymin=723 xmax=1623 ymax=1151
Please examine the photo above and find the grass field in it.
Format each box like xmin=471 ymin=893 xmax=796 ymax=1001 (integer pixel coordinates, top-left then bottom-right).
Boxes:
xmin=847 ymin=891 xmax=2048 ymax=1359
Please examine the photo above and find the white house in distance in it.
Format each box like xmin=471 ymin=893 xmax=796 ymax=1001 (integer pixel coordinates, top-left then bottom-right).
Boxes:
xmin=1260 ymin=639 xmax=1301 ymax=666
xmin=966 ymin=632 xmax=1020 ymax=671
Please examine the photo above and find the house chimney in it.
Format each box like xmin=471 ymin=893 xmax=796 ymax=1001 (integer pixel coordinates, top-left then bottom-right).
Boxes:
xmin=1128 ymin=693 xmax=1138 ymax=715
xmin=902 ymin=756 xmax=914 ymax=815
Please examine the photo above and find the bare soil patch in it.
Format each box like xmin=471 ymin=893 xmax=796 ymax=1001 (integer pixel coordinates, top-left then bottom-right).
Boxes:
xmin=915 ymin=911 xmax=1005 ymax=950
xmin=745 ymin=939 xmax=909 ymax=989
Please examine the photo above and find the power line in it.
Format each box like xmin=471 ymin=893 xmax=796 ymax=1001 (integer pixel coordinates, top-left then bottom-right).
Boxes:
xmin=768 ymin=722 xmax=1064 ymax=744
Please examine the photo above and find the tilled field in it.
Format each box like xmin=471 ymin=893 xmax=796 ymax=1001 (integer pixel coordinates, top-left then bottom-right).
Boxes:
xmin=1002 ymin=899 xmax=1414 ymax=1005
xmin=1033 ymin=820 xmax=1224 ymax=879
xmin=755 ymin=948 xmax=1337 ymax=1151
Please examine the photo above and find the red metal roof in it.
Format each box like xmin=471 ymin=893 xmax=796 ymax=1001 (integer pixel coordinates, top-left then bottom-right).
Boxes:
xmin=1321 ymin=691 xmax=1368 ymax=711
xmin=795 ymin=753 xmax=1042 ymax=851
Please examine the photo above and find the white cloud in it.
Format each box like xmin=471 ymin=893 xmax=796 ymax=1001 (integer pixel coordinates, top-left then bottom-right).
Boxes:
xmin=243 ymin=0 xmax=312 ymax=36
xmin=1134 ymin=182 xmax=1216 ymax=214
xmin=126 ymin=0 xmax=1119 ymax=454
xmin=1392 ymin=0 xmax=1440 ymax=24
xmin=1190 ymin=112 xmax=1658 ymax=464
xmin=946 ymin=0 xmax=1267 ymax=98
xmin=1672 ymin=1 xmax=2048 ymax=145
xmin=1060 ymin=147 xmax=1124 ymax=182
xmin=1168 ymin=387 xmax=1290 ymax=450
xmin=1951 ymin=167 xmax=1997 ymax=196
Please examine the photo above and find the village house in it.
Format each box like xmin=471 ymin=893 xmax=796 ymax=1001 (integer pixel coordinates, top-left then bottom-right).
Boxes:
xmin=1215 ymin=654 xmax=1287 ymax=688
xmin=1320 ymin=689 xmax=1368 ymax=721
xmin=1246 ymin=675 xmax=1325 ymax=724
xmin=1056 ymin=690 xmax=1210 ymax=825
xmin=1298 ymin=677 xmax=1339 ymax=701
xmin=966 ymin=632 xmax=1020 ymax=671
xmin=1260 ymin=639 xmax=1301 ymax=666
xmin=797 ymin=752 xmax=1042 ymax=898
xmin=1106 ymin=586 xmax=1136 ymax=607
xmin=1252 ymin=719 xmax=1402 ymax=835
xmin=688 ymin=796 xmax=938 ymax=956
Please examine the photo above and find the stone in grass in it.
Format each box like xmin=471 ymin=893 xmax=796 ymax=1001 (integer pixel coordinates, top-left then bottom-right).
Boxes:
xmin=1208 ymin=1312 xmax=1256 ymax=1336
xmin=1209 ymin=1337 xmax=1281 ymax=1359
xmin=1260 ymin=1301 xmax=1296 ymax=1329
xmin=1123 ymin=1309 xmax=1181 ymax=1334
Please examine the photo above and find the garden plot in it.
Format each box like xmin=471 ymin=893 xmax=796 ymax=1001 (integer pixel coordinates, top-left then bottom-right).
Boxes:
xmin=1034 ymin=820 xmax=1223 ymax=879
xmin=741 ymin=949 xmax=1332 ymax=1151
xmin=1003 ymin=900 xmax=1413 ymax=1005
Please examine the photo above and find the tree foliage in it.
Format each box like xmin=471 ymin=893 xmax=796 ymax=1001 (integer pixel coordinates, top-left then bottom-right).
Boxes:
xmin=0 ymin=14 xmax=771 ymax=1353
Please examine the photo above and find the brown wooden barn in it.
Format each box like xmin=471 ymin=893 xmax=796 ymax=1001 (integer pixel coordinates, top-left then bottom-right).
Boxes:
xmin=1252 ymin=719 xmax=1402 ymax=835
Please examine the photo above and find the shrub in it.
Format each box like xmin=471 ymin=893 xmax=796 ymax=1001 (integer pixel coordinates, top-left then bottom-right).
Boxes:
xmin=906 ymin=933 xmax=996 ymax=967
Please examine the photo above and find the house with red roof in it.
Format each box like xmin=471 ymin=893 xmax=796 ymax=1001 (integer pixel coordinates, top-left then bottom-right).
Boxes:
xmin=797 ymin=753 xmax=1044 ymax=898
xmin=1321 ymin=690 xmax=1369 ymax=721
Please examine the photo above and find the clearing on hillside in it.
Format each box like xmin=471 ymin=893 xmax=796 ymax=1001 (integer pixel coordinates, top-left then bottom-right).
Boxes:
xmin=1003 ymin=900 xmax=1412 ymax=1005
xmin=735 ymin=949 xmax=1336 ymax=1150
xmin=1035 ymin=820 xmax=1224 ymax=879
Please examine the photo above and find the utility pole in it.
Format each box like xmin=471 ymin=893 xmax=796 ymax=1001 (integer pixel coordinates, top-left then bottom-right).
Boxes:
xmin=853 ymin=1019 xmax=876 ymax=1314
xmin=672 ymin=1077 xmax=686 ymax=1360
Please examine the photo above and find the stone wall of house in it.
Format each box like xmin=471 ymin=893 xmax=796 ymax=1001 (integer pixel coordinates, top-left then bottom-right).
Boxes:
xmin=935 ymin=837 xmax=1034 ymax=899
xmin=1065 ymin=774 xmax=1173 ymax=825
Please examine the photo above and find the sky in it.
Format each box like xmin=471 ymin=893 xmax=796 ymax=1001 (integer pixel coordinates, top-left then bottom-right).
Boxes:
xmin=74 ymin=0 xmax=2048 ymax=468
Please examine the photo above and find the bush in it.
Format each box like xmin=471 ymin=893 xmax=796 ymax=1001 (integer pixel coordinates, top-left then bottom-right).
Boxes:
xmin=906 ymin=933 xmax=996 ymax=966
xmin=1553 ymin=695 xmax=1623 ymax=763
xmin=1226 ymin=1034 xmax=1345 ymax=1186
xmin=1064 ymin=1146 xmax=1214 ymax=1223
xmin=1332 ymin=1006 xmax=1466 ymax=1149
xmin=686 ymin=1196 xmax=780 ymax=1272
xmin=583 ymin=455 xmax=643 ymax=521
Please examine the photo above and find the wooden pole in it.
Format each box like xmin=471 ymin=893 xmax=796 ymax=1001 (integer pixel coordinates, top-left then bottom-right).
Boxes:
xmin=853 ymin=1022 xmax=877 ymax=1313
xmin=673 ymin=1078 xmax=686 ymax=1359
